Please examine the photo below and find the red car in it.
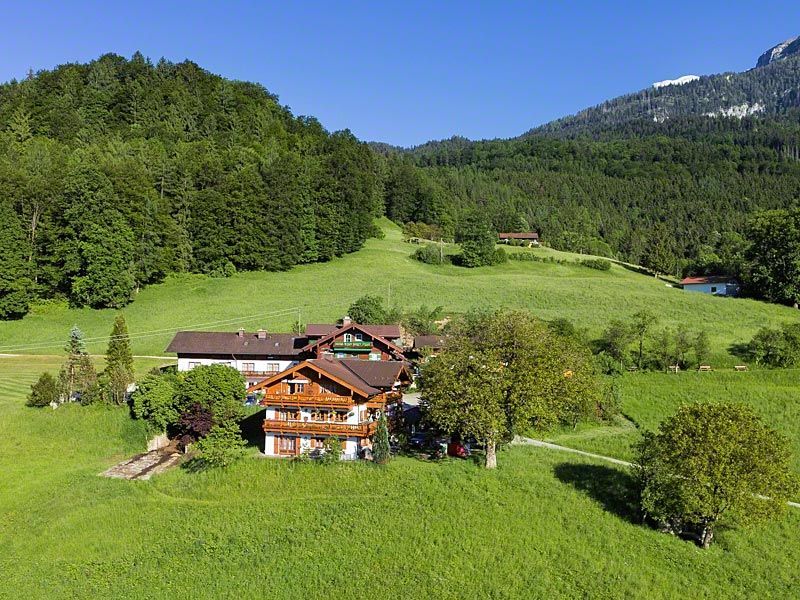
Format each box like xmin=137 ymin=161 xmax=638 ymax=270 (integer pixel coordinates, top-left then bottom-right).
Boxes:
xmin=447 ymin=442 xmax=470 ymax=458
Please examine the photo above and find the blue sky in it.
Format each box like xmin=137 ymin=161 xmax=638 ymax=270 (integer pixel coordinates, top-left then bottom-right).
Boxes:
xmin=1 ymin=1 xmax=799 ymax=146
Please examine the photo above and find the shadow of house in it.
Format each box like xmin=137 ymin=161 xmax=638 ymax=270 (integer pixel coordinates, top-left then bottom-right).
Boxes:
xmin=553 ymin=462 xmax=641 ymax=524
xmin=239 ymin=408 xmax=267 ymax=449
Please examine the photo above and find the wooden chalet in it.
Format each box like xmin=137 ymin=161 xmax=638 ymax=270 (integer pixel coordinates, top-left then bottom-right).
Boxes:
xmin=248 ymin=358 xmax=412 ymax=459
xmin=301 ymin=321 xmax=406 ymax=362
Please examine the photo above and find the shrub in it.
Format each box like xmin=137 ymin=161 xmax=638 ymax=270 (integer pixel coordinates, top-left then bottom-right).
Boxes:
xmin=412 ymin=244 xmax=446 ymax=265
xmin=579 ymin=258 xmax=612 ymax=271
xmin=320 ymin=437 xmax=343 ymax=464
xmin=175 ymin=402 xmax=215 ymax=448
xmin=194 ymin=422 xmax=247 ymax=468
xmin=26 ymin=372 xmax=60 ymax=407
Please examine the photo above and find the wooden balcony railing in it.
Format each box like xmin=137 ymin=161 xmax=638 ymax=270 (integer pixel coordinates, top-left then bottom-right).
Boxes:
xmin=242 ymin=370 xmax=280 ymax=378
xmin=259 ymin=393 xmax=354 ymax=407
xmin=262 ymin=419 xmax=378 ymax=436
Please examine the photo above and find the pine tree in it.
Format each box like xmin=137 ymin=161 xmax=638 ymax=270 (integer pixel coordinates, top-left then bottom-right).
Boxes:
xmin=59 ymin=325 xmax=96 ymax=402
xmin=372 ymin=412 xmax=391 ymax=465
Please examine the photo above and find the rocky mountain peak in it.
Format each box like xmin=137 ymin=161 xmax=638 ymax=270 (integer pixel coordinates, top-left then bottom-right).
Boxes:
xmin=756 ymin=36 xmax=800 ymax=68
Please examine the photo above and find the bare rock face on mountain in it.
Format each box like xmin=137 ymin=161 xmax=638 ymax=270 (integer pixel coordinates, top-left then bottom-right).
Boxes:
xmin=756 ymin=36 xmax=800 ymax=68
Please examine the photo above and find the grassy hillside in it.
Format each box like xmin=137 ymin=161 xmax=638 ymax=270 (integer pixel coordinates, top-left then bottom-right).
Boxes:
xmin=542 ymin=369 xmax=800 ymax=471
xmin=0 ymin=219 xmax=796 ymax=364
xmin=1 ymin=359 xmax=798 ymax=598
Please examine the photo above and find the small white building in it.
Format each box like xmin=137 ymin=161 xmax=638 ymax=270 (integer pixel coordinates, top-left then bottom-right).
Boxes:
xmin=681 ymin=276 xmax=740 ymax=297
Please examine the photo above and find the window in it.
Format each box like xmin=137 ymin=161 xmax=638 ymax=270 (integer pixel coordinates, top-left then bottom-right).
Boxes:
xmin=354 ymin=333 xmax=363 ymax=341
xmin=335 ymin=353 xmax=346 ymax=359
xmin=289 ymin=382 xmax=306 ymax=395
xmin=242 ymin=362 xmax=255 ymax=372
xmin=711 ymin=286 xmax=718 ymax=293
xmin=188 ymin=361 xmax=200 ymax=369
xmin=344 ymin=333 xmax=353 ymax=343
xmin=266 ymin=362 xmax=280 ymax=373
xmin=369 ymin=352 xmax=381 ymax=361
xmin=278 ymin=436 xmax=296 ymax=454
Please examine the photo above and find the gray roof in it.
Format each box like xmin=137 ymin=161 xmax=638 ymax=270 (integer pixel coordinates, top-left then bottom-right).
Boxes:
xmin=165 ymin=331 xmax=307 ymax=357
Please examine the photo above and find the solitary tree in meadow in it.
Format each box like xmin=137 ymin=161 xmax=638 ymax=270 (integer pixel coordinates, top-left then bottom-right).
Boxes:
xmin=631 ymin=310 xmax=657 ymax=370
xmin=634 ymin=402 xmax=798 ymax=549
xmin=421 ymin=311 xmax=600 ymax=468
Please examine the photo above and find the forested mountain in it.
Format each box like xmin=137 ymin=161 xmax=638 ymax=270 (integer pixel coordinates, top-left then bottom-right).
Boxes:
xmin=0 ymin=53 xmax=382 ymax=318
xmin=530 ymin=43 xmax=800 ymax=137
xmin=376 ymin=38 xmax=800 ymax=285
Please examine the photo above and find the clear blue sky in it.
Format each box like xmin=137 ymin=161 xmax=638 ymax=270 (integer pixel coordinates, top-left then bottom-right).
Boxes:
xmin=1 ymin=1 xmax=799 ymax=146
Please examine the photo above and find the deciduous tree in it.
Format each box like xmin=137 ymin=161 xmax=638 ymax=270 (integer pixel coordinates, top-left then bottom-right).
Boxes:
xmin=634 ymin=403 xmax=798 ymax=548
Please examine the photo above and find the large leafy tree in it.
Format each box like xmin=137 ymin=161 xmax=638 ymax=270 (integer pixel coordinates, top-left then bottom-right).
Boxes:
xmin=131 ymin=373 xmax=179 ymax=434
xmin=745 ymin=208 xmax=800 ymax=307
xmin=634 ymin=403 xmax=798 ymax=548
xmin=456 ymin=210 xmax=497 ymax=268
xmin=421 ymin=311 xmax=600 ymax=468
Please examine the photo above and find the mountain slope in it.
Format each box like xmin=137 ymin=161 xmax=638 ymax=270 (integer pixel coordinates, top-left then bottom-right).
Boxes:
xmin=528 ymin=40 xmax=800 ymax=137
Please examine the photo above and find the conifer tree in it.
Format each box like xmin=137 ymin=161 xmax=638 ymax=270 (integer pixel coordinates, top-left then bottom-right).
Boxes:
xmin=58 ymin=325 xmax=96 ymax=402
xmin=106 ymin=314 xmax=133 ymax=373
xmin=372 ymin=412 xmax=391 ymax=465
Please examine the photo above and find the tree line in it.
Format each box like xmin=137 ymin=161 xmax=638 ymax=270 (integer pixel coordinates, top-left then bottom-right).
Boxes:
xmin=0 ymin=53 xmax=382 ymax=318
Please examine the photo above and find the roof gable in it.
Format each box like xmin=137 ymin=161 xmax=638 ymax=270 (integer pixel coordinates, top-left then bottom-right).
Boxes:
xmin=301 ymin=322 xmax=405 ymax=356
xmin=247 ymin=359 xmax=381 ymax=397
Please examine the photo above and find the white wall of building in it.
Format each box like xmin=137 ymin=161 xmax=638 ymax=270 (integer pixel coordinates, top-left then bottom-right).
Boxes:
xmin=177 ymin=357 xmax=296 ymax=374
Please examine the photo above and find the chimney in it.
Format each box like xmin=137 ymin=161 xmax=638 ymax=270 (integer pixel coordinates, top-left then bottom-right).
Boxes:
xmin=342 ymin=315 xmax=352 ymax=326
xmin=237 ymin=328 xmax=245 ymax=338
xmin=257 ymin=329 xmax=267 ymax=339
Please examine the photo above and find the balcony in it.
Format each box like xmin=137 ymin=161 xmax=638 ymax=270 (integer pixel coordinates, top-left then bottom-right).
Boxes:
xmin=331 ymin=340 xmax=372 ymax=353
xmin=262 ymin=419 xmax=378 ymax=437
xmin=242 ymin=370 xmax=281 ymax=379
xmin=259 ymin=393 xmax=355 ymax=407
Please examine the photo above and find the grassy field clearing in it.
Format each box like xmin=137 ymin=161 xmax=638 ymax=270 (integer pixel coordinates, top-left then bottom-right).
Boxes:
xmin=0 ymin=220 xmax=796 ymax=363
xmin=541 ymin=369 xmax=800 ymax=471
xmin=0 ymin=359 xmax=798 ymax=597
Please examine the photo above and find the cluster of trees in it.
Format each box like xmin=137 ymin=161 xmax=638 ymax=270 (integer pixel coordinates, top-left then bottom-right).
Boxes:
xmin=420 ymin=310 xmax=606 ymax=468
xmin=26 ymin=315 xmax=134 ymax=407
xmin=635 ymin=402 xmax=797 ymax=549
xmin=595 ymin=310 xmax=710 ymax=373
xmin=131 ymin=364 xmax=247 ymax=467
xmin=0 ymin=53 xmax=382 ymax=318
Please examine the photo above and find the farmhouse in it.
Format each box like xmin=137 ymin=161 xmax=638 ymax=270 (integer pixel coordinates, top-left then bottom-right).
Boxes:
xmin=165 ymin=329 xmax=305 ymax=387
xmin=165 ymin=318 xmax=404 ymax=387
xmin=498 ymin=232 xmax=539 ymax=246
xmin=248 ymin=358 xmax=412 ymax=458
xmin=681 ymin=276 xmax=740 ymax=297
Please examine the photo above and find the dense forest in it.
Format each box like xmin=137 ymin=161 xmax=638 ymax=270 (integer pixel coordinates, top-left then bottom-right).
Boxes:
xmin=0 ymin=53 xmax=382 ymax=318
xmin=3 ymin=52 xmax=800 ymax=319
xmin=378 ymin=113 xmax=800 ymax=280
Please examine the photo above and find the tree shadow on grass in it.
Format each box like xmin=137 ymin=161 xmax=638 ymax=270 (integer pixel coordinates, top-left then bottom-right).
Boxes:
xmin=553 ymin=462 xmax=641 ymax=524
xmin=727 ymin=342 xmax=752 ymax=363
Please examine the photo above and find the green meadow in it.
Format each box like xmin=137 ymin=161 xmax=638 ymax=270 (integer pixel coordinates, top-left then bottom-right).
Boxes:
xmin=1 ymin=357 xmax=799 ymax=599
xmin=0 ymin=220 xmax=796 ymax=364
xmin=541 ymin=369 xmax=800 ymax=471
xmin=1 ymin=222 xmax=800 ymax=598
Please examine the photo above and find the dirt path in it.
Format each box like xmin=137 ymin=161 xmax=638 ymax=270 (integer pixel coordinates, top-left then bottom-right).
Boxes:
xmin=513 ymin=435 xmax=800 ymax=509
xmin=101 ymin=449 xmax=182 ymax=480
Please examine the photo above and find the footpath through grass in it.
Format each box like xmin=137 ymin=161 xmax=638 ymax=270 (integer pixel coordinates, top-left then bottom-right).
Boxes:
xmin=0 ymin=219 xmax=796 ymax=364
